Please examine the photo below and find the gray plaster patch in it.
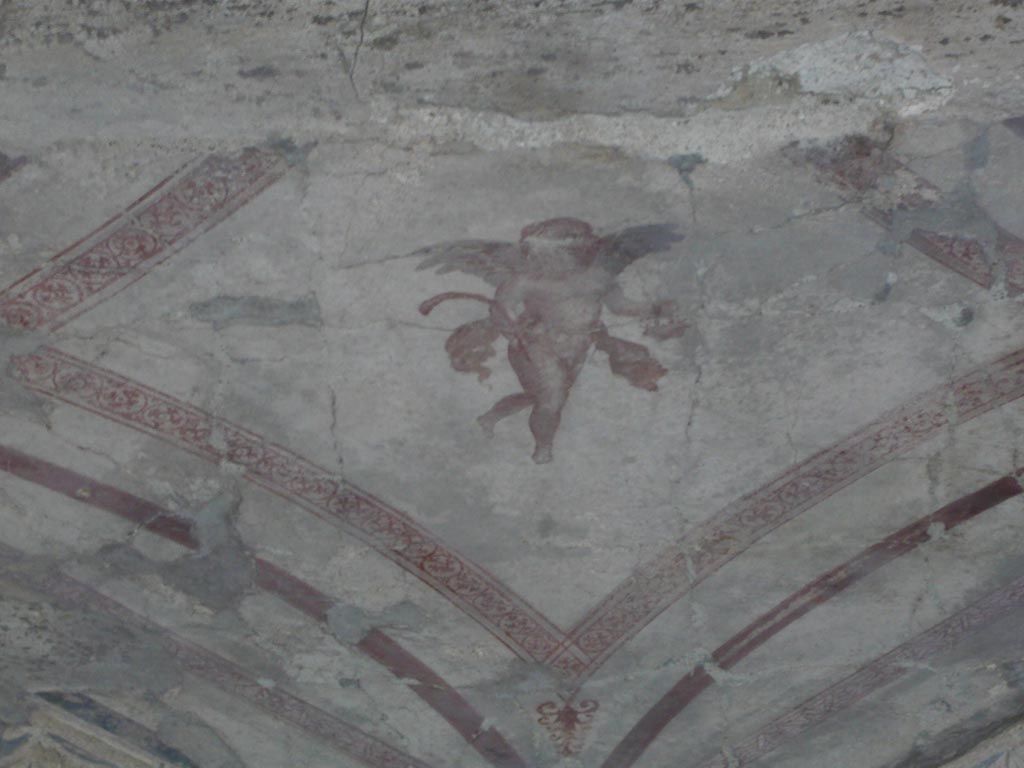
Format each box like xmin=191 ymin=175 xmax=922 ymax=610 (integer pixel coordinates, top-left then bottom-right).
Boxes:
xmin=266 ymin=136 xmax=316 ymax=168
xmin=151 ymin=490 xmax=252 ymax=611
xmin=668 ymin=152 xmax=706 ymax=190
xmin=872 ymin=272 xmax=899 ymax=304
xmin=189 ymin=294 xmax=322 ymax=331
xmin=920 ymin=302 xmax=976 ymax=329
xmin=467 ymin=661 xmax=568 ymax=709
xmin=966 ymin=129 xmax=991 ymax=171
xmin=94 ymin=489 xmax=253 ymax=612
xmin=889 ymin=186 xmax=1000 ymax=260
xmin=326 ymin=600 xmax=428 ymax=645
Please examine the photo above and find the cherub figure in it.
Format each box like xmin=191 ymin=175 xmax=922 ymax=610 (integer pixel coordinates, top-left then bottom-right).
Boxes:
xmin=415 ymin=218 xmax=685 ymax=463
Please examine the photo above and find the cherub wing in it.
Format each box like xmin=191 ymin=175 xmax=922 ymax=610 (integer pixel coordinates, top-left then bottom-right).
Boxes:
xmin=594 ymin=223 xmax=684 ymax=276
xmin=413 ymin=239 xmax=523 ymax=287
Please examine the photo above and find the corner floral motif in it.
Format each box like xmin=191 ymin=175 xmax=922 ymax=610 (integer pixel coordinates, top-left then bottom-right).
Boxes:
xmin=536 ymin=696 xmax=599 ymax=757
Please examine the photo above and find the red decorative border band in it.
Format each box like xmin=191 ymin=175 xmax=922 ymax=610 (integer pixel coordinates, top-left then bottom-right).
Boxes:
xmin=0 ymin=148 xmax=286 ymax=332
xmin=695 ymin=571 xmax=1024 ymax=768
xmin=794 ymin=134 xmax=1024 ymax=295
xmin=554 ymin=343 xmax=1024 ymax=679
xmin=0 ymin=543 xmax=437 ymax=768
xmin=11 ymin=342 xmax=1024 ymax=685
xmin=0 ymin=442 xmax=527 ymax=768
xmin=7 ymin=347 xmax=573 ymax=668
xmin=601 ymin=474 xmax=1024 ymax=768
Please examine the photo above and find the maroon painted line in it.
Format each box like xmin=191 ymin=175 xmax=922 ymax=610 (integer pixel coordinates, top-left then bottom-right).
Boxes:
xmin=0 ymin=443 xmax=198 ymax=549
xmin=7 ymin=346 xmax=573 ymax=668
xmin=246 ymin=476 xmax=573 ymax=665
xmin=359 ymin=630 xmax=530 ymax=768
xmin=601 ymin=474 xmax=1024 ymax=768
xmin=694 ymin=571 xmax=1024 ymax=768
xmin=12 ymin=342 xmax=1024 ymax=685
xmin=251 ymin=557 xmax=335 ymax=624
xmin=0 ymin=148 xmax=286 ymax=332
xmin=253 ymin=561 xmax=532 ymax=768
xmin=553 ymin=343 xmax=1024 ymax=680
xmin=0 ymin=543 xmax=439 ymax=768
xmin=0 ymin=442 xmax=527 ymax=764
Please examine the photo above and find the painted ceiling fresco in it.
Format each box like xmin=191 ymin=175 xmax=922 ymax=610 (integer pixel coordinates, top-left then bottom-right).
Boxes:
xmin=1 ymin=2 xmax=1024 ymax=767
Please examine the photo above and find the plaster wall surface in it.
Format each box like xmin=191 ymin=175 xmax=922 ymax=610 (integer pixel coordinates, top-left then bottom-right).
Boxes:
xmin=1 ymin=2 xmax=1024 ymax=767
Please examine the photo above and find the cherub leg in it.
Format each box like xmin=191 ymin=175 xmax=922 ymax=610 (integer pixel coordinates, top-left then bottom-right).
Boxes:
xmin=509 ymin=338 xmax=586 ymax=464
xmin=528 ymin=395 xmax=566 ymax=464
xmin=526 ymin=358 xmax=575 ymax=465
xmin=477 ymin=393 xmax=534 ymax=437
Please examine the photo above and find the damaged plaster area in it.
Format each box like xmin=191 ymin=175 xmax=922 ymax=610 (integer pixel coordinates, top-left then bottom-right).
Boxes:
xmin=741 ymin=31 xmax=954 ymax=115
xmin=373 ymin=30 xmax=955 ymax=164
xmin=96 ymin=489 xmax=253 ymax=612
xmin=0 ymin=564 xmax=245 ymax=767
xmin=2 ymin=1 xmax=1024 ymax=767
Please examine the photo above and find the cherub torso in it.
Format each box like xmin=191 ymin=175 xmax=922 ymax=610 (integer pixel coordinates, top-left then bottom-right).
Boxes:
xmin=499 ymin=267 xmax=612 ymax=339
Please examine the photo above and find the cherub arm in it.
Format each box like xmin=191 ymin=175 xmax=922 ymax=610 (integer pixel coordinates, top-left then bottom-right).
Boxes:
xmin=489 ymin=277 xmax=529 ymax=334
xmin=604 ymin=283 xmax=686 ymax=340
xmin=604 ymin=283 xmax=675 ymax=318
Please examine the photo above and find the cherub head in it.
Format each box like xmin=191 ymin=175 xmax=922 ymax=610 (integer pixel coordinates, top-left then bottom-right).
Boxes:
xmin=519 ymin=218 xmax=600 ymax=275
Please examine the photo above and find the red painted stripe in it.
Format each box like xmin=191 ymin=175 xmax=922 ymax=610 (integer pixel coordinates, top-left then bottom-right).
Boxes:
xmin=0 ymin=442 xmax=523 ymax=766
xmin=0 ymin=443 xmax=198 ymax=549
xmin=251 ymin=557 xmax=334 ymax=624
xmin=7 ymin=346 xmax=570 ymax=667
xmin=602 ymin=474 xmax=1023 ymax=768
xmin=695 ymin=570 xmax=1024 ymax=768
xmin=12 ymin=341 xmax=1024 ymax=688
xmin=359 ymin=630 xmax=530 ymax=768
xmin=248 ymin=562 xmax=531 ymax=768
